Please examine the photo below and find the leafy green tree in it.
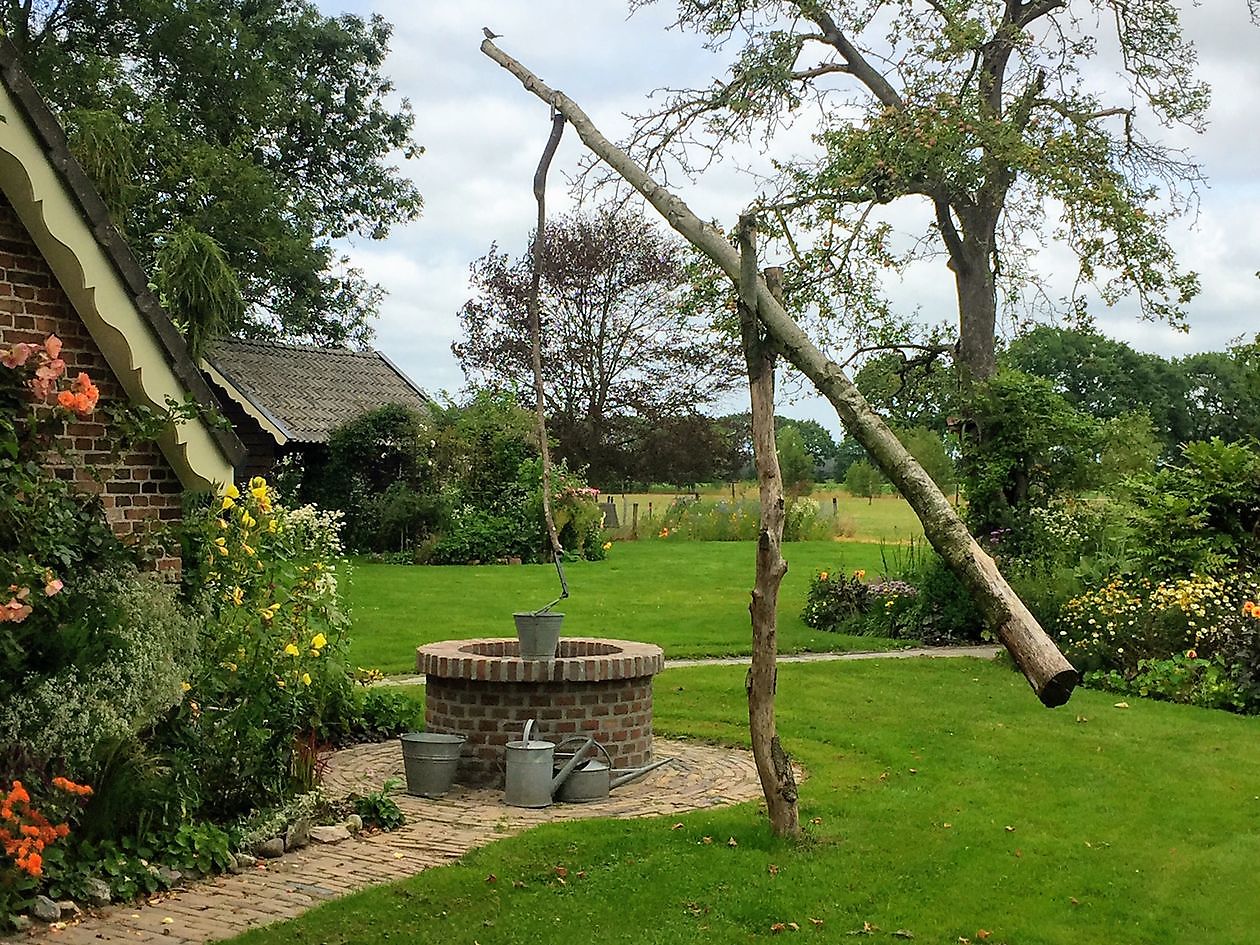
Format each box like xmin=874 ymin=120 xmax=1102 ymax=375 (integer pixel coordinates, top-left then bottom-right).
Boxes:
xmin=1178 ymin=345 xmax=1260 ymax=445
xmin=1004 ymin=326 xmax=1189 ymax=447
xmin=3 ymin=0 xmax=422 ymax=347
xmin=896 ymin=427 xmax=957 ymax=494
xmin=959 ymin=370 xmax=1099 ymax=539
xmin=844 ymin=459 xmax=885 ymax=504
xmin=776 ymin=425 xmax=815 ymax=495
xmin=631 ymin=0 xmax=1207 ymax=382
xmin=855 ymin=351 xmax=959 ymax=432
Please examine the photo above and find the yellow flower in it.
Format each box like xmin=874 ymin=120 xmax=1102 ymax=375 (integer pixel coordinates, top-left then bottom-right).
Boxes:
xmin=311 ymin=633 xmax=327 ymax=650
xmin=180 ymin=681 xmax=191 ymax=692
xmin=222 ymin=495 xmax=235 ymax=510
xmin=249 ymin=476 xmax=267 ymax=491
xmin=284 ymin=643 xmax=300 ymax=657
xmin=602 ymin=541 xmax=613 ymax=551
xmin=818 ymin=571 xmax=829 ymax=581
xmin=230 ymin=586 xmax=244 ymax=606
xmin=853 ymin=569 xmax=866 ymax=580
xmin=276 ymin=678 xmax=286 ymax=689
xmin=261 ymin=603 xmax=280 ymax=621
xmin=224 ymin=661 xmax=238 ymax=672
xmin=242 ymin=543 xmax=256 ymax=556
xmin=241 ymin=512 xmax=256 ymax=529
xmin=214 ymin=537 xmax=227 ymax=547
xmin=301 ymin=673 xmax=312 ymax=686
xmin=267 ymin=519 xmax=277 ymax=533
xmin=222 ymin=483 xmax=241 ymax=500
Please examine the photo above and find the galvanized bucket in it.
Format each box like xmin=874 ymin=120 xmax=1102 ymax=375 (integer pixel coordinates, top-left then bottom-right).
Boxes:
xmin=400 ymin=732 xmax=465 ymax=797
xmin=513 ymin=611 xmax=564 ymax=660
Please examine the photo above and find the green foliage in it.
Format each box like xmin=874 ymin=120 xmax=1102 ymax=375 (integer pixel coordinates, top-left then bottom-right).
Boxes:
xmin=174 ymin=480 xmax=352 ymax=819
xmin=1059 ymin=573 xmax=1260 ymax=711
xmin=318 ymin=687 xmax=424 ymax=748
xmin=959 ymin=370 xmax=1099 ymax=542
xmin=775 ymin=425 xmax=815 ymax=494
xmin=641 ymin=496 xmax=843 ymax=543
xmin=844 ymin=459 xmax=885 ymax=503
xmin=6 ymin=0 xmax=423 ymax=346
xmin=153 ymin=225 xmax=245 ymax=359
xmin=801 ymin=568 xmax=871 ymax=632
xmin=351 ymin=782 xmax=405 ymax=831
xmin=307 ymin=404 xmax=440 ymax=553
xmin=895 ymin=426 xmax=956 ymax=493
xmin=1122 ymin=438 xmax=1260 ymax=578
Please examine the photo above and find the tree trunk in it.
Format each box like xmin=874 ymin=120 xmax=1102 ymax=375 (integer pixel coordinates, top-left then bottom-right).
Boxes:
xmin=953 ymin=240 xmax=999 ymax=383
xmin=738 ymin=219 xmax=799 ymax=837
xmin=482 ymin=38 xmax=1078 ymax=707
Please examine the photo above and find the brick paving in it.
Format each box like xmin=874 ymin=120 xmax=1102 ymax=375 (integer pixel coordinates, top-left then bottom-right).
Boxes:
xmin=11 ymin=737 xmax=761 ymax=945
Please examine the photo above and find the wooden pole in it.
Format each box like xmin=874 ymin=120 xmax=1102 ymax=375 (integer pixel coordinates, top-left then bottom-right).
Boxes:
xmin=740 ymin=220 xmax=799 ymax=837
xmin=480 ymin=38 xmax=1077 ymax=706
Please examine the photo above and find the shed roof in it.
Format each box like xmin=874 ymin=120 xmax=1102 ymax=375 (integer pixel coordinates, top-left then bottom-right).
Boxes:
xmin=204 ymin=337 xmax=431 ymax=445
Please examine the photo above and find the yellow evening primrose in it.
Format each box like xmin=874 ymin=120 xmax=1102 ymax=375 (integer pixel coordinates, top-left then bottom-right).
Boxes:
xmin=267 ymin=518 xmax=278 ymax=533
xmin=249 ymin=476 xmax=266 ymax=490
xmin=311 ymin=633 xmax=327 ymax=650
xmin=241 ymin=512 xmax=256 ymax=529
xmin=284 ymin=643 xmax=300 ymax=657
xmin=301 ymin=673 xmax=312 ymax=686
xmin=242 ymin=543 xmax=256 ymax=556
xmin=222 ymin=483 xmax=241 ymax=499
xmin=230 ymin=586 xmax=244 ymax=606
xmin=222 ymin=495 xmax=235 ymax=510
xmin=181 ymin=681 xmax=191 ymax=692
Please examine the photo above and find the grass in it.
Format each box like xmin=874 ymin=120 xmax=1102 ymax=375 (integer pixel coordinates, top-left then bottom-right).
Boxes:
xmin=608 ymin=489 xmax=927 ymax=543
xmin=226 ymin=657 xmax=1260 ymax=945
xmin=345 ymin=540 xmax=906 ymax=674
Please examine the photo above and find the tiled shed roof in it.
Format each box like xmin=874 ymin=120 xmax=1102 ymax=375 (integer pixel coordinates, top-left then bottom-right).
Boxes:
xmin=205 ymin=338 xmax=430 ymax=444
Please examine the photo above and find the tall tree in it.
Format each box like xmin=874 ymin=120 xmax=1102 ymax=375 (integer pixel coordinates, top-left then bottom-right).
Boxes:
xmin=453 ymin=208 xmax=740 ymax=483
xmin=622 ymin=0 xmax=1207 ymax=384
xmin=3 ymin=0 xmax=422 ymax=348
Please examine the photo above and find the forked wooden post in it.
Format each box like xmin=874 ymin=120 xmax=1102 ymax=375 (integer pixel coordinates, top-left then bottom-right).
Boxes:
xmin=480 ymin=38 xmax=1078 ymax=706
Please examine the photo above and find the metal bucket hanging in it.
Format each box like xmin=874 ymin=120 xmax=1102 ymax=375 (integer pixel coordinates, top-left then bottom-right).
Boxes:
xmin=513 ymin=611 xmax=564 ymax=660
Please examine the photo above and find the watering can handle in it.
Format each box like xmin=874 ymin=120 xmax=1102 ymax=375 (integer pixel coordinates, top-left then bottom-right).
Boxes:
xmin=555 ymin=736 xmax=611 ymax=768
xmin=522 ymin=719 xmax=535 ymax=744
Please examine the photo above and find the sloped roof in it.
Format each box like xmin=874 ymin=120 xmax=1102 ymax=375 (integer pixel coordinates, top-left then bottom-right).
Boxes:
xmin=0 ymin=38 xmax=244 ymax=487
xmin=204 ymin=337 xmax=431 ymax=445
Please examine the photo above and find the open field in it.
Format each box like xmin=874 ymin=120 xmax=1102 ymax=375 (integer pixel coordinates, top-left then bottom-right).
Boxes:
xmin=345 ymin=540 xmax=905 ymax=674
xmin=228 ymin=657 xmax=1260 ymax=945
xmin=606 ymin=489 xmax=928 ymax=543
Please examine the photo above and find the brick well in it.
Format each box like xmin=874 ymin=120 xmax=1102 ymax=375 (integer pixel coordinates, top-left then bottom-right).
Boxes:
xmin=417 ymin=637 xmax=664 ymax=787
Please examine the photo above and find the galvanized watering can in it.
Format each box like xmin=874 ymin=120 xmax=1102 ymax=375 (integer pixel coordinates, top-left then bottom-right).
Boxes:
xmin=553 ymin=737 xmax=673 ymax=804
xmin=504 ymin=720 xmax=594 ymax=808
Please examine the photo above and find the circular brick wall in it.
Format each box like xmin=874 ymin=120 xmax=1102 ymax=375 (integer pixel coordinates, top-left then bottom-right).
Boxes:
xmin=417 ymin=637 xmax=664 ymax=787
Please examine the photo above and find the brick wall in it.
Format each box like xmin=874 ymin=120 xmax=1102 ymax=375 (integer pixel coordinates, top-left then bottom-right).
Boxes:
xmin=0 ymin=193 xmax=184 ymax=572
xmin=425 ymin=676 xmax=655 ymax=788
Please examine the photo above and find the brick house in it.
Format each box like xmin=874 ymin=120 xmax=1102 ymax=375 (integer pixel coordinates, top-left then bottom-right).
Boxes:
xmin=0 ymin=41 xmax=243 ymax=569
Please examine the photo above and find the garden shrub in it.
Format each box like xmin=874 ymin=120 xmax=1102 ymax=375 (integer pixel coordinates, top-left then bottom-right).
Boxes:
xmin=172 ymin=480 xmax=353 ymax=818
xmin=1058 ymin=573 xmax=1260 ymax=711
xmin=1122 ymin=438 xmax=1260 ymax=578
xmin=801 ymin=569 xmax=871 ymax=631
xmin=638 ymin=496 xmax=847 ymax=543
xmin=0 ymin=569 xmax=199 ymax=774
xmin=319 ymin=685 xmax=424 ymax=747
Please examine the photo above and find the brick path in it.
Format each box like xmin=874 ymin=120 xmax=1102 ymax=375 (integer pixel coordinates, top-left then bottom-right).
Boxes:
xmin=13 ymin=738 xmax=760 ymax=945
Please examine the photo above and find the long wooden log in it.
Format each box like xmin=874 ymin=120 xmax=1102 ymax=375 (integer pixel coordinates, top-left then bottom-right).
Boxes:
xmin=481 ymin=39 xmax=1078 ymax=707
xmin=739 ymin=220 xmax=800 ymax=836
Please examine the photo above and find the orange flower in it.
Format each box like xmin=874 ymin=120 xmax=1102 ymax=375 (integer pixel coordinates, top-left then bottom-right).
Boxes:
xmin=57 ymin=389 xmax=76 ymax=408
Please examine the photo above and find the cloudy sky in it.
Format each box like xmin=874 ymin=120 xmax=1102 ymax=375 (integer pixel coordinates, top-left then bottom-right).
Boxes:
xmin=315 ymin=1 xmax=1259 ymax=430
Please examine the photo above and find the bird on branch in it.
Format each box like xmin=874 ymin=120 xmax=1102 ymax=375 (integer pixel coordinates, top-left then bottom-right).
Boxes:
xmin=483 ymin=27 xmax=502 ymax=40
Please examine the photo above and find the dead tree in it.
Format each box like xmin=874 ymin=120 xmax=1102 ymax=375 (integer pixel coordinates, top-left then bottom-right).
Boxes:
xmin=738 ymin=217 xmax=799 ymax=837
xmin=481 ymin=37 xmax=1078 ymax=709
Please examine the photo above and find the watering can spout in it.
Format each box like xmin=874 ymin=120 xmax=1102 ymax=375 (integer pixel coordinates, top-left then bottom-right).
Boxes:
xmin=551 ymin=736 xmax=594 ymax=794
xmin=609 ymin=757 xmax=673 ymax=790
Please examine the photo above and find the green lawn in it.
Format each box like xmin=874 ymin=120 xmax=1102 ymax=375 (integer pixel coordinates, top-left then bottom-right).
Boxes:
xmin=227 ymin=658 xmax=1260 ymax=945
xmin=345 ymin=540 xmax=904 ymax=674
